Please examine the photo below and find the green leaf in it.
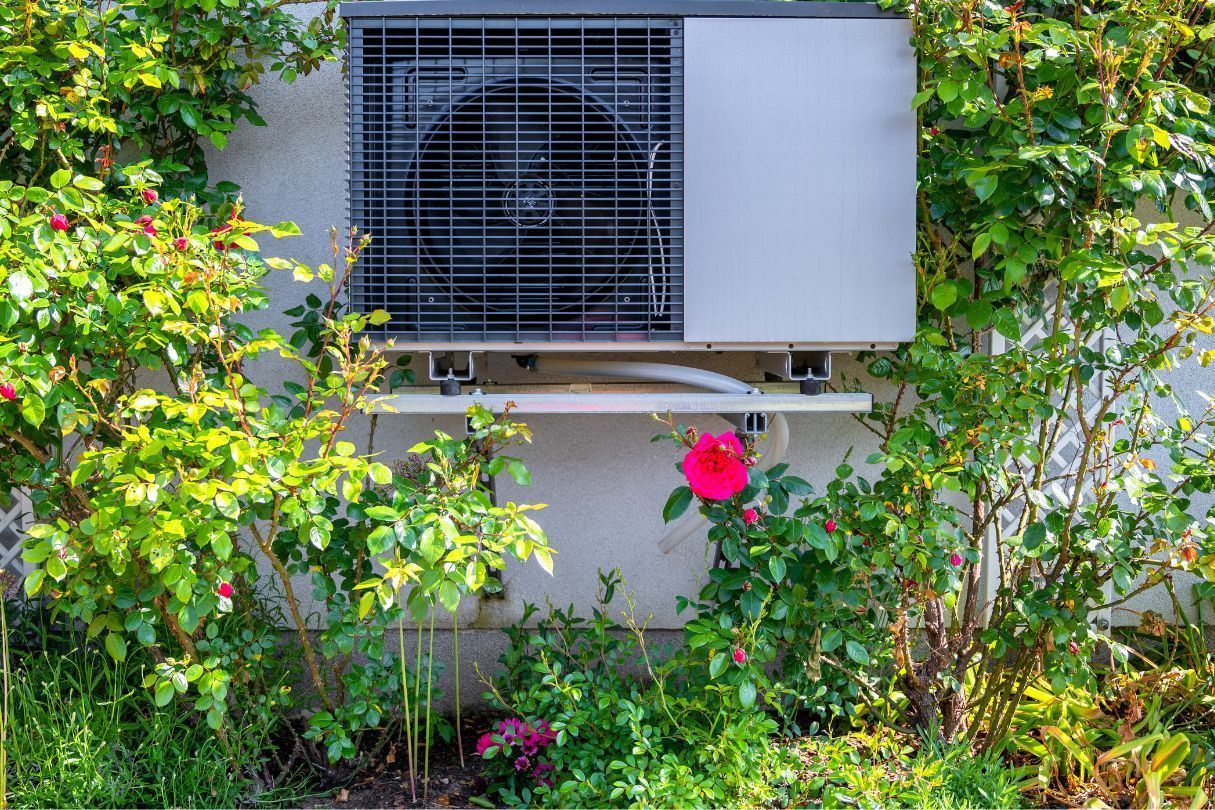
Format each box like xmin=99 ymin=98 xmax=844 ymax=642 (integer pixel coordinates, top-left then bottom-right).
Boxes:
xmin=1023 ymin=522 xmax=1047 ymax=551
xmin=768 ymin=556 xmax=787 ymax=582
xmin=845 ymin=639 xmax=870 ymax=666
xmin=439 ymin=580 xmax=460 ymax=612
xmin=21 ymin=395 xmax=45 ymax=428
xmin=212 ymin=533 xmax=233 ymax=561
xmin=662 ymin=486 xmax=694 ymax=522
xmin=972 ymin=174 xmax=998 ymax=202
xmin=105 ymin=633 xmax=128 ymax=662
xmin=506 ymin=460 xmax=531 ymax=486
xmin=709 ymin=652 xmax=728 ymax=678
xmin=7 ymin=272 xmax=33 ymax=301
xmin=931 ymin=283 xmax=958 ymax=311
xmin=738 ymin=680 xmax=757 ymax=708
xmin=154 ymin=680 xmax=175 ymax=707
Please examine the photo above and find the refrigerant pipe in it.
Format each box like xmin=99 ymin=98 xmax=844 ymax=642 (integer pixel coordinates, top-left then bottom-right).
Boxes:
xmin=521 ymin=356 xmax=790 ymax=553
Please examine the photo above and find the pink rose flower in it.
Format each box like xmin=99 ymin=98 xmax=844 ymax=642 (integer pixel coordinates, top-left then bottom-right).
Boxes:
xmin=217 ymin=581 xmax=234 ymax=598
xmin=682 ymin=432 xmax=748 ymax=501
xmin=136 ymin=215 xmax=153 ymax=226
xmin=142 ymin=189 xmax=158 ymax=204
xmin=143 ymin=225 xmax=157 ymax=236
xmin=49 ymin=214 xmax=70 ymax=232
xmin=743 ymin=508 xmax=760 ymax=525
xmin=174 ymin=237 xmax=189 ymax=250
xmin=0 ymin=383 xmax=15 ymax=401
xmin=1068 ymin=641 xmax=1080 ymax=655
xmin=825 ymin=518 xmax=838 ymax=533
xmin=949 ymin=553 xmax=962 ymax=566
xmin=732 ymin=647 xmax=747 ymax=664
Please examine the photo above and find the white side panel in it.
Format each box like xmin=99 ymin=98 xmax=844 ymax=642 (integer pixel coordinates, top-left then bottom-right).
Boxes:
xmin=683 ymin=17 xmax=917 ymax=345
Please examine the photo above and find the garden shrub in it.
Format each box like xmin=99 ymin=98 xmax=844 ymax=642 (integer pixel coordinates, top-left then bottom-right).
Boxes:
xmin=2 ymin=0 xmax=554 ymax=787
xmin=761 ymin=0 xmax=1215 ymax=741
xmin=480 ymin=570 xmax=797 ymax=809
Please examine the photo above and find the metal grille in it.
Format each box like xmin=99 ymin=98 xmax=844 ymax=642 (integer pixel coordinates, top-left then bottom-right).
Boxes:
xmin=347 ymin=16 xmax=684 ymax=343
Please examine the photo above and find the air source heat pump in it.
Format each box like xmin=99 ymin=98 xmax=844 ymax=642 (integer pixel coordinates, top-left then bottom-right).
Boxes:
xmin=341 ymin=0 xmax=916 ymax=358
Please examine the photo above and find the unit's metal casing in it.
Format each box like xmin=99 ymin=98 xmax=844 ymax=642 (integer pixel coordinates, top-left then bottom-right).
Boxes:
xmin=341 ymin=0 xmax=916 ymax=352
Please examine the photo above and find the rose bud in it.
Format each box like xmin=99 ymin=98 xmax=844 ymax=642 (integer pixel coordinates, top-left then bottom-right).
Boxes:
xmin=136 ymin=215 xmax=153 ymax=226
xmin=732 ymin=647 xmax=747 ymax=664
xmin=174 ymin=237 xmax=189 ymax=251
xmin=825 ymin=518 xmax=838 ymax=533
xmin=0 ymin=383 xmax=15 ymax=401
xmin=50 ymin=214 xmax=70 ymax=231
xmin=949 ymin=553 xmax=962 ymax=566
xmin=743 ymin=508 xmax=760 ymax=525
xmin=142 ymin=189 xmax=158 ymax=204
xmin=217 ymin=582 xmax=234 ymax=599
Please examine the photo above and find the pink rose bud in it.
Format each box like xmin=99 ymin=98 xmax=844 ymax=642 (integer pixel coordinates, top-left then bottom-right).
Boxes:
xmin=142 ymin=189 xmax=158 ymax=204
xmin=0 ymin=383 xmax=15 ymax=401
xmin=49 ymin=214 xmax=69 ymax=231
xmin=217 ymin=582 xmax=234 ymax=598
xmin=949 ymin=553 xmax=962 ymax=566
xmin=143 ymin=225 xmax=157 ymax=236
xmin=825 ymin=518 xmax=838 ymax=533
xmin=136 ymin=215 xmax=153 ymax=226
xmin=732 ymin=647 xmax=747 ymax=664
xmin=174 ymin=237 xmax=189 ymax=250
xmin=743 ymin=508 xmax=760 ymax=525
xmin=1068 ymin=641 xmax=1080 ymax=655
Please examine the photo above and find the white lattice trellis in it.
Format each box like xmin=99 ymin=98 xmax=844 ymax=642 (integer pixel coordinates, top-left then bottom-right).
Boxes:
xmin=984 ymin=284 xmax=1114 ymax=630
xmin=0 ymin=489 xmax=32 ymax=583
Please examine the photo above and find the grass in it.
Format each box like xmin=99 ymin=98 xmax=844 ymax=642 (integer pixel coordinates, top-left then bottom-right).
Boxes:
xmin=2 ymin=622 xmax=311 ymax=809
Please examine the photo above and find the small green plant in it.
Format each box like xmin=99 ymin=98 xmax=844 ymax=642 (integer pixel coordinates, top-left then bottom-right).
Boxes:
xmin=478 ymin=570 xmax=796 ymax=808
xmin=790 ymin=731 xmax=1025 ymax=810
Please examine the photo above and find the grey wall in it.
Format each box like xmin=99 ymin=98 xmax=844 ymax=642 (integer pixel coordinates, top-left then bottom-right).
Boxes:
xmin=206 ymin=3 xmax=1215 ymax=675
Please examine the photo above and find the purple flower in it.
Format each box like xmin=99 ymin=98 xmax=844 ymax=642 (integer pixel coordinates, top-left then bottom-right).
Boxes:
xmin=533 ymin=762 xmax=555 ymax=787
xmin=514 ymin=755 xmax=531 ymax=772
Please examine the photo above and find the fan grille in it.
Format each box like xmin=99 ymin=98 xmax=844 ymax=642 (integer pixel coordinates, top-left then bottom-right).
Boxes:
xmin=347 ymin=17 xmax=683 ymax=343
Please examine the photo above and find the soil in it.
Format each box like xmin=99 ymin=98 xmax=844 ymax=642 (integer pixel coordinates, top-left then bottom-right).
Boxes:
xmin=301 ymin=714 xmax=492 ymax=810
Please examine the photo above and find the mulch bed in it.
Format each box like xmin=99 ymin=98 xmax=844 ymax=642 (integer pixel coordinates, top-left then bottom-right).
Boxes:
xmin=302 ymin=713 xmax=492 ymax=810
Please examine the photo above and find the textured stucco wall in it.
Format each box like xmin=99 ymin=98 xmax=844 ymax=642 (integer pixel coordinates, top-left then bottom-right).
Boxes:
xmin=205 ymin=4 xmax=1215 ymax=683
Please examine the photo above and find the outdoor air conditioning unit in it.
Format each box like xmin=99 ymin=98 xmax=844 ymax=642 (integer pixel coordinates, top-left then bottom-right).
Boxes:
xmin=341 ymin=0 xmax=916 ymax=363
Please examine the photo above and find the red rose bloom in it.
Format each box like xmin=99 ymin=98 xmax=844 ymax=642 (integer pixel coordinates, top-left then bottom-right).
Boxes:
xmin=743 ymin=508 xmax=760 ymax=525
xmin=949 ymin=553 xmax=962 ymax=566
xmin=0 ymin=383 xmax=15 ymax=401
xmin=732 ymin=647 xmax=747 ymax=664
xmin=682 ymin=432 xmax=748 ymax=501
xmin=825 ymin=518 xmax=838 ymax=533
xmin=174 ymin=237 xmax=189 ymax=251
xmin=211 ymin=224 xmax=236 ymax=251
xmin=49 ymin=214 xmax=69 ymax=231
xmin=142 ymin=189 xmax=158 ymax=204
xmin=217 ymin=582 xmax=234 ymax=598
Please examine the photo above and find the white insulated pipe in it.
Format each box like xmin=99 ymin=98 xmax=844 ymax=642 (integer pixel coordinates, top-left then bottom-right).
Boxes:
xmin=522 ymin=356 xmax=790 ymax=553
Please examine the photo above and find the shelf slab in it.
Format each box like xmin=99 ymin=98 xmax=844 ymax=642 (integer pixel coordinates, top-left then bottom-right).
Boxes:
xmin=372 ymin=391 xmax=872 ymax=415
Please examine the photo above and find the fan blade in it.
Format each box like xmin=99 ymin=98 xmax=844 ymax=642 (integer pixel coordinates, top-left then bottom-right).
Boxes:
xmin=483 ymin=94 xmax=555 ymax=180
xmin=421 ymin=179 xmax=517 ymax=265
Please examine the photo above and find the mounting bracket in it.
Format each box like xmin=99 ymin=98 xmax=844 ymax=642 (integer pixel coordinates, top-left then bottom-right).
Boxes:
xmin=426 ymin=351 xmax=483 ymax=396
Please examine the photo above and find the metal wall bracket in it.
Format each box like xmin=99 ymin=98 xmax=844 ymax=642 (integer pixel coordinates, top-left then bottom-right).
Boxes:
xmin=427 ymin=352 xmax=483 ymax=394
xmin=758 ymin=351 xmax=832 ymax=382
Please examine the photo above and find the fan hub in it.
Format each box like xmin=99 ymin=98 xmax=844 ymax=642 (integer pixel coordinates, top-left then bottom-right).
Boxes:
xmin=503 ymin=178 xmax=555 ymax=227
